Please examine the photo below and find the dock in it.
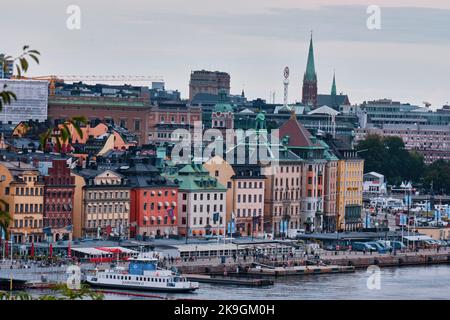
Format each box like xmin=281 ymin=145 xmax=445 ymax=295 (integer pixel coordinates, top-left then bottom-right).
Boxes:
xmin=245 ymin=265 xmax=355 ymax=277
xmin=184 ymin=274 xmax=274 ymax=286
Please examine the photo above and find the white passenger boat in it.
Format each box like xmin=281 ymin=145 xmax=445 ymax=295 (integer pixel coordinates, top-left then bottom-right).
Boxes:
xmin=85 ymin=253 xmax=199 ymax=293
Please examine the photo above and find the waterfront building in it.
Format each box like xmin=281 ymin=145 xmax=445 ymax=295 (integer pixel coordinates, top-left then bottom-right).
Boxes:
xmin=335 ymin=150 xmax=364 ymax=231
xmin=355 ymin=123 xmax=450 ymax=164
xmin=72 ymin=172 xmax=86 ymax=239
xmin=0 ymin=79 xmax=48 ymax=124
xmin=262 ymin=146 xmax=304 ymax=236
xmin=204 ymin=156 xmax=266 ymax=237
xmin=189 ymin=70 xmax=230 ymax=102
xmin=166 ymin=163 xmax=227 ymax=237
xmin=43 ymin=159 xmax=76 ymax=241
xmin=0 ymin=161 xmax=44 ymax=243
xmin=279 ymin=113 xmax=329 ymax=233
xmin=120 ymin=163 xmax=178 ymax=239
xmin=78 ymin=169 xmax=131 ymax=239
xmin=363 ymin=172 xmax=387 ymax=195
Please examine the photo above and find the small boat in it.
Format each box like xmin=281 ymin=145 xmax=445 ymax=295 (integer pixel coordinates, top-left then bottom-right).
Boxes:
xmin=85 ymin=253 xmax=199 ymax=293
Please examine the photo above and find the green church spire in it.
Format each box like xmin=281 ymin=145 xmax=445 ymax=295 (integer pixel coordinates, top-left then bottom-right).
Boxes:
xmin=331 ymin=72 xmax=337 ymax=96
xmin=305 ymin=32 xmax=317 ymax=82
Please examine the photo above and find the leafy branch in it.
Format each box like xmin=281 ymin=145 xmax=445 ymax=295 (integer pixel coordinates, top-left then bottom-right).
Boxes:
xmin=0 ymin=45 xmax=40 ymax=111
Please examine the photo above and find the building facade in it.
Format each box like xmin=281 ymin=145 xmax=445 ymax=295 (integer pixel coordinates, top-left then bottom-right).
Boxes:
xmin=80 ymin=169 xmax=131 ymax=239
xmin=0 ymin=79 xmax=48 ymax=124
xmin=121 ymin=163 xmax=178 ymax=239
xmin=168 ymin=164 xmax=227 ymax=237
xmin=335 ymin=150 xmax=364 ymax=231
xmin=0 ymin=162 xmax=44 ymax=243
xmin=189 ymin=70 xmax=230 ymax=101
xmin=43 ymin=159 xmax=75 ymax=241
xmin=355 ymin=124 xmax=450 ymax=164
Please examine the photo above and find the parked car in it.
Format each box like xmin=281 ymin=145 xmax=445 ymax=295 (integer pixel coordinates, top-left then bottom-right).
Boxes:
xmin=376 ymin=240 xmax=392 ymax=250
xmin=351 ymin=242 xmax=375 ymax=252
xmin=390 ymin=241 xmax=406 ymax=250
xmin=366 ymin=242 xmax=388 ymax=253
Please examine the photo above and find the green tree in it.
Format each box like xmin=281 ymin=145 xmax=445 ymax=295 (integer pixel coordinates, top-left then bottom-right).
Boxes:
xmin=356 ymin=135 xmax=424 ymax=185
xmin=0 ymin=199 xmax=11 ymax=240
xmin=423 ymin=160 xmax=450 ymax=194
xmin=39 ymin=116 xmax=88 ymax=152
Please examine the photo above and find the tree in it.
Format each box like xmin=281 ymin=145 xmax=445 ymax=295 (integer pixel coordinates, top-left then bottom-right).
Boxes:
xmin=39 ymin=116 xmax=88 ymax=152
xmin=0 ymin=284 xmax=104 ymax=300
xmin=423 ymin=160 xmax=450 ymax=194
xmin=356 ymin=135 xmax=424 ymax=185
xmin=0 ymin=199 xmax=11 ymax=240
xmin=1 ymin=46 xmax=40 ymax=111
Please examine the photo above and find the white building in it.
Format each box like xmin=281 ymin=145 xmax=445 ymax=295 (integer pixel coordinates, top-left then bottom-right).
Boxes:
xmin=0 ymin=79 xmax=48 ymax=124
xmin=363 ymin=172 xmax=387 ymax=194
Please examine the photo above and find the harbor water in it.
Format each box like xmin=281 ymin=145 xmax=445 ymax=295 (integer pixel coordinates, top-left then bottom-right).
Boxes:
xmin=26 ymin=264 xmax=449 ymax=300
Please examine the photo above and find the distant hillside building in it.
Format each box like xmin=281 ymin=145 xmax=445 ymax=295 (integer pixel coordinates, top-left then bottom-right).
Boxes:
xmin=0 ymin=79 xmax=48 ymax=124
xmin=189 ymin=70 xmax=230 ymax=102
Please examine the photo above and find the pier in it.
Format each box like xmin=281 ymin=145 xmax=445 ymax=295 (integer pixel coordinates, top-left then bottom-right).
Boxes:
xmin=184 ymin=274 xmax=273 ymax=286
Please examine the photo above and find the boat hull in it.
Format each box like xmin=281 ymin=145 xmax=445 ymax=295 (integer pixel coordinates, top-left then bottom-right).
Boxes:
xmin=84 ymin=280 xmax=198 ymax=293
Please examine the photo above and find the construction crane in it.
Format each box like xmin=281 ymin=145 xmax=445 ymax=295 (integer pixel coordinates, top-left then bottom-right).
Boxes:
xmin=11 ymin=75 xmax=164 ymax=95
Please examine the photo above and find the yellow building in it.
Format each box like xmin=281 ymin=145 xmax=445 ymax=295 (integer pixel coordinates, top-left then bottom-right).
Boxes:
xmin=336 ymin=151 xmax=364 ymax=231
xmin=72 ymin=172 xmax=86 ymax=239
xmin=0 ymin=162 xmax=44 ymax=243
xmin=203 ymin=156 xmax=234 ymax=230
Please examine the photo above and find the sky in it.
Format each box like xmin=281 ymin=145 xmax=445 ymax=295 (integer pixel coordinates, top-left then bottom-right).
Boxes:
xmin=2 ymin=0 xmax=450 ymax=108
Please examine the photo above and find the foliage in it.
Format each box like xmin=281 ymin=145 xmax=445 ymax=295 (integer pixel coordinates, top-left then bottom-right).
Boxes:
xmin=0 ymin=45 xmax=40 ymax=111
xmin=0 ymin=199 xmax=11 ymax=240
xmin=423 ymin=160 xmax=450 ymax=194
xmin=39 ymin=116 xmax=88 ymax=152
xmin=0 ymin=284 xmax=104 ymax=300
xmin=356 ymin=135 xmax=425 ymax=185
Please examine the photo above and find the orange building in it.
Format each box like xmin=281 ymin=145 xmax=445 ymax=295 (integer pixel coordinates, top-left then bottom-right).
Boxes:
xmin=120 ymin=163 xmax=179 ymax=239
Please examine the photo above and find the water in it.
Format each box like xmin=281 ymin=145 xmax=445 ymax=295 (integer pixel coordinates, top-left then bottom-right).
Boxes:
xmin=20 ymin=264 xmax=449 ymax=300
xmin=98 ymin=264 xmax=449 ymax=300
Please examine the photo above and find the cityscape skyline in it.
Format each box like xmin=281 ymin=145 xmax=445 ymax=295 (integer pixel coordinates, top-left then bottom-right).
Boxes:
xmin=2 ymin=0 xmax=450 ymax=108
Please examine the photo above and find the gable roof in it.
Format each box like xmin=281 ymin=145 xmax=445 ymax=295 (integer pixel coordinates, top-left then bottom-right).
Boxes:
xmin=308 ymin=105 xmax=340 ymax=116
xmin=279 ymin=114 xmax=320 ymax=148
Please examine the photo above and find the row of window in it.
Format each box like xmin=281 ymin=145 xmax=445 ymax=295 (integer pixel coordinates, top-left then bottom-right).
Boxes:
xmin=6 ymin=187 xmax=44 ymax=196
xmin=236 ymin=208 xmax=263 ymax=217
xmin=44 ymin=218 xmax=71 ymax=228
xmin=15 ymin=203 xmax=43 ymax=214
xmin=191 ymin=193 xmax=224 ymax=201
xmin=86 ymin=204 xmax=128 ymax=214
xmin=14 ymin=218 xmax=43 ymax=229
xmin=142 ymin=217 xmax=175 ymax=225
xmin=88 ymin=191 xmax=129 ymax=200
xmin=192 ymin=216 xmax=223 ymax=226
xmin=237 ymin=194 xmax=263 ymax=203
xmin=191 ymin=204 xmax=223 ymax=213
xmin=87 ymin=219 xmax=128 ymax=228
xmin=143 ymin=190 xmax=176 ymax=197
xmin=237 ymin=181 xmax=264 ymax=189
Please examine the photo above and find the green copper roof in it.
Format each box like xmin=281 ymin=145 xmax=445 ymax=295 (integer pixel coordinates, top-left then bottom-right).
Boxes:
xmin=331 ymin=72 xmax=337 ymax=96
xmin=305 ymin=34 xmax=317 ymax=82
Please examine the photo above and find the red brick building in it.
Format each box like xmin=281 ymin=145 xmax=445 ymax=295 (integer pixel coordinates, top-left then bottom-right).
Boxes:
xmin=120 ymin=163 xmax=179 ymax=239
xmin=44 ymin=159 xmax=75 ymax=241
xmin=48 ymin=96 xmax=151 ymax=145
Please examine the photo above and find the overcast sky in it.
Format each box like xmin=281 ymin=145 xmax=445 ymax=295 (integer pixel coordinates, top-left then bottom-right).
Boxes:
xmin=2 ymin=0 xmax=450 ymax=108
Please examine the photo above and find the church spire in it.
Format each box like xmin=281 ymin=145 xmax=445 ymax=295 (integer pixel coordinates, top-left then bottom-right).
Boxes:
xmin=331 ymin=71 xmax=336 ymax=96
xmin=302 ymin=32 xmax=318 ymax=108
xmin=305 ymin=32 xmax=317 ymax=82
